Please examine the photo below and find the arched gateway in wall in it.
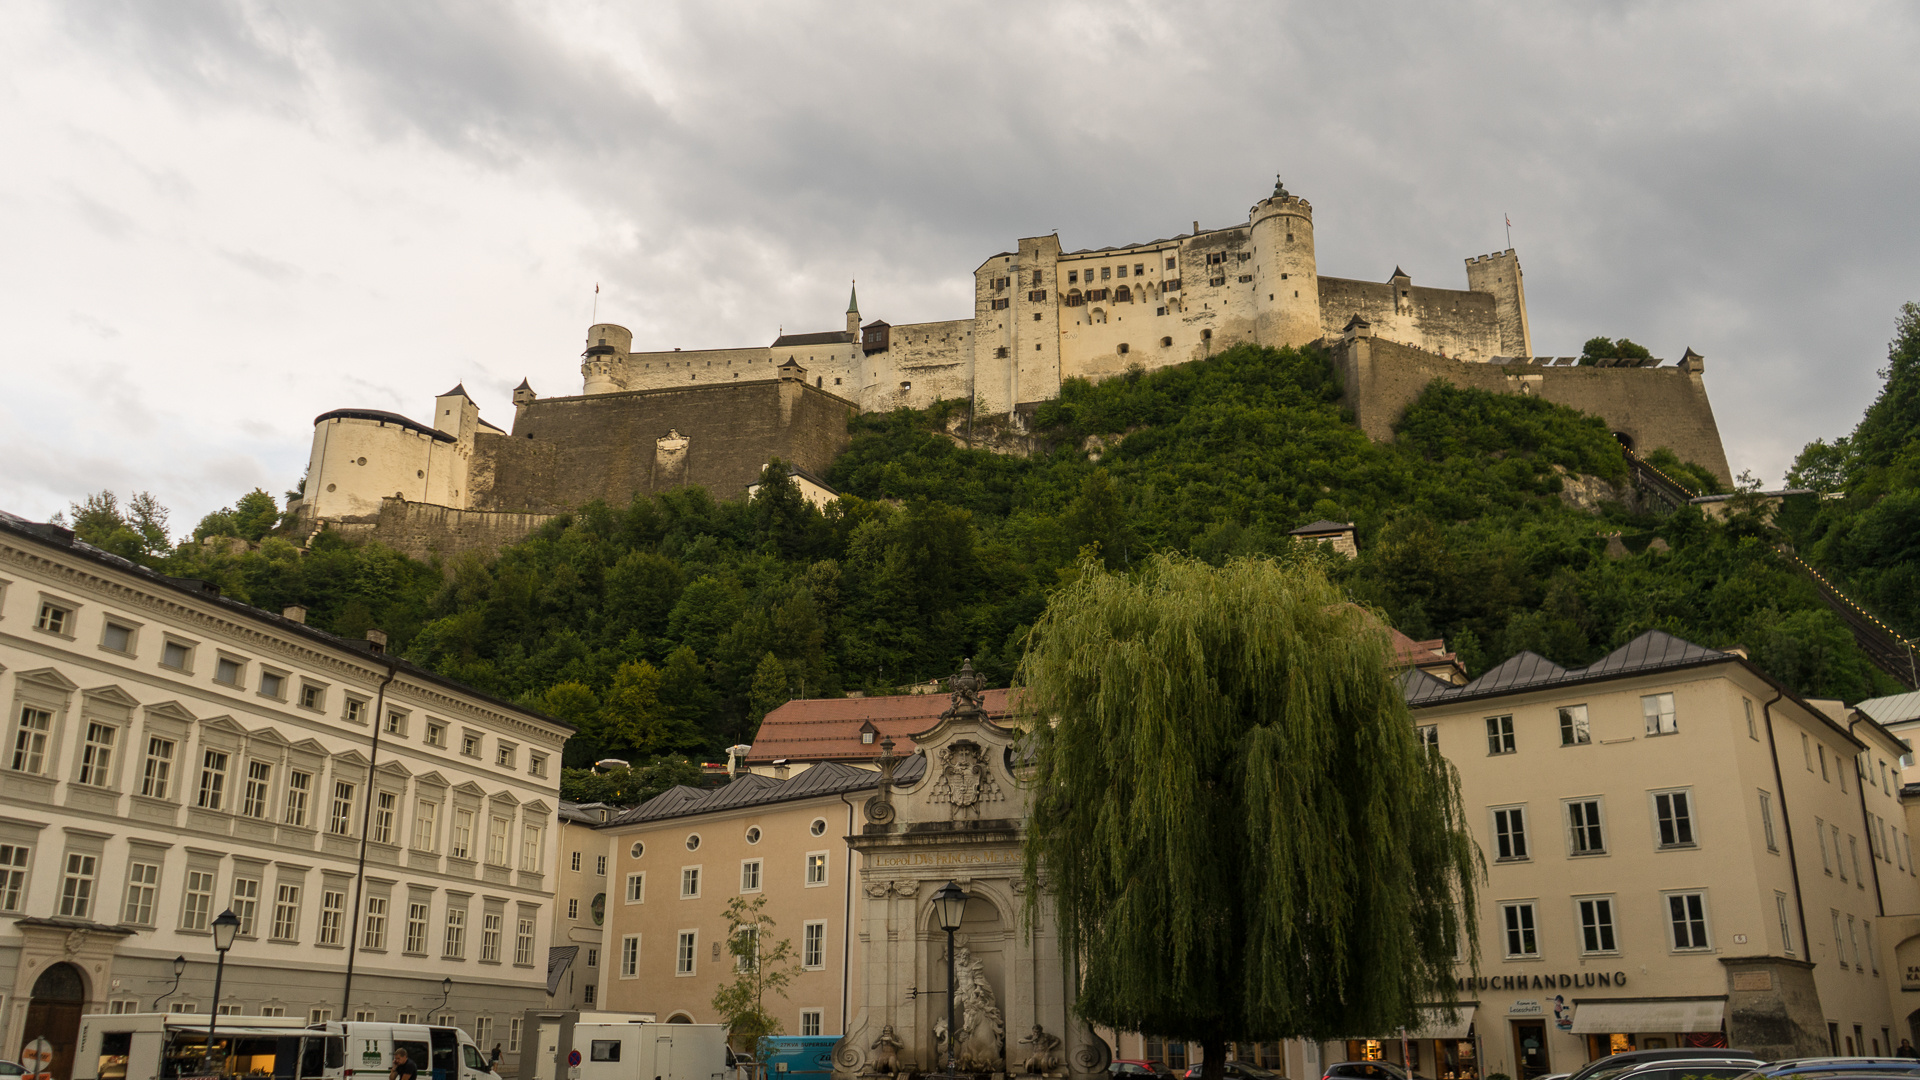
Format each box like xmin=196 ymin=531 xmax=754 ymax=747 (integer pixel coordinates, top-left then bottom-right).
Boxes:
xmin=22 ymin=961 xmax=88 ymax=1080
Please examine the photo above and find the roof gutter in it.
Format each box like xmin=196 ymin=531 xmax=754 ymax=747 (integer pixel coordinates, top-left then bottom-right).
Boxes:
xmin=1848 ymin=713 xmax=1889 ymax=917
xmin=1761 ymin=687 xmax=1811 ymax=962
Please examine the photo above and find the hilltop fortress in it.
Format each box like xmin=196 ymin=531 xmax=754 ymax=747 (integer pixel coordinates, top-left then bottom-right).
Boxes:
xmin=298 ymin=179 xmax=1731 ymax=556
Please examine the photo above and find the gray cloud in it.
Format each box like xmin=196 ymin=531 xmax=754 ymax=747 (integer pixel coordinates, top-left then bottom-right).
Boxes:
xmin=7 ymin=0 xmax=1918 ymax=535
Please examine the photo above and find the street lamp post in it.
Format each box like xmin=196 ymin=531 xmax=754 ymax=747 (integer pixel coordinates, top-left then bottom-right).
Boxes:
xmin=153 ymin=956 xmax=188 ymax=1012
xmin=931 ymin=881 xmax=969 ymax=1078
xmin=439 ymin=977 xmax=453 ymax=1022
xmin=206 ymin=910 xmax=241 ymax=1077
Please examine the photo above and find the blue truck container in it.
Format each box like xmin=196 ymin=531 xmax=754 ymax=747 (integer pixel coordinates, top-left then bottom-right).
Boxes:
xmin=757 ymin=1037 xmax=839 ymax=1078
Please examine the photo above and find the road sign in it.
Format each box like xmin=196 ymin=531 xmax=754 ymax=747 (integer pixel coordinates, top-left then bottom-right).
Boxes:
xmin=22 ymin=1037 xmax=55 ymax=1080
xmin=567 ymin=1049 xmax=582 ymax=1067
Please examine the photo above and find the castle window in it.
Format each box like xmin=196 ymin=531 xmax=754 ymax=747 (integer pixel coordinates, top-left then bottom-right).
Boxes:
xmin=1118 ymin=343 xmax=1130 ymax=355
xmin=1237 ymin=252 xmax=1252 ymax=262
xmin=1209 ymin=276 xmax=1226 ymax=287
xmin=1068 ymin=270 xmax=1078 ymax=284
xmin=1115 ymin=286 xmax=1132 ymax=303
xmin=1165 ymin=257 xmax=1176 ymax=270
xmin=1286 ymin=233 xmax=1294 ymax=242
xmin=1064 ymin=290 xmax=1084 ymax=307
xmin=834 ymin=378 xmax=841 ymax=385
xmin=1101 ymin=266 xmax=1111 ymax=281
xmin=900 ymin=381 xmax=911 ymax=391
xmin=991 ymin=298 xmax=1010 ymax=310
xmin=1281 ymin=273 xmax=1288 ymax=279
xmin=1156 ymin=306 xmax=1167 ymax=316
xmin=1164 ymin=279 xmax=1180 ymax=292
xmin=1206 ymin=253 xmax=1225 ymax=265
xmin=1033 ymin=313 xmax=1041 ymax=321
xmin=1239 ymin=275 xmax=1253 ymax=283
xmin=1134 ymin=264 xmax=1144 ymax=275
xmin=1116 ymin=265 xmax=1127 ymax=278
xmin=1202 ymin=329 xmax=1213 ymax=340
xmin=1028 ymin=290 xmax=1046 ymax=302
xmin=996 ymin=347 xmax=1009 ymax=359
xmin=1031 ymin=270 xmax=1043 ymax=286
xmin=1160 ymin=337 xmax=1172 ymax=347
xmin=1087 ymin=288 xmax=1109 ymax=302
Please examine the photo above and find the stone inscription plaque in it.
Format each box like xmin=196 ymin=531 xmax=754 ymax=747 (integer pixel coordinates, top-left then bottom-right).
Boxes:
xmin=1731 ymin=971 xmax=1774 ymax=992
xmin=871 ymin=849 xmax=1021 ymax=868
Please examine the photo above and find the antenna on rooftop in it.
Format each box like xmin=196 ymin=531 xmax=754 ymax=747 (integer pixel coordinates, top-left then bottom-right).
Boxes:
xmin=1504 ymin=214 xmax=1512 ymax=250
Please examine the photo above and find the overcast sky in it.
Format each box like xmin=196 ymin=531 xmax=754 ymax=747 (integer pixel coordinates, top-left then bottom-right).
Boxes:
xmin=4 ymin=1 xmax=1917 ymax=534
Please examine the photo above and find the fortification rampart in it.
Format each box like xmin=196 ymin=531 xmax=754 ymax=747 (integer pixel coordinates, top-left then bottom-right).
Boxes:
xmin=326 ymin=499 xmax=557 ymax=561
xmin=1335 ymin=330 xmax=1732 ymax=484
xmin=1316 ymin=277 xmax=1501 ymax=362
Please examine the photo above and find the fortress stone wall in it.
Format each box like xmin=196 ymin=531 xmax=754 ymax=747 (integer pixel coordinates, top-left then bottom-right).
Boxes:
xmin=296 ymin=178 xmax=1733 ymax=554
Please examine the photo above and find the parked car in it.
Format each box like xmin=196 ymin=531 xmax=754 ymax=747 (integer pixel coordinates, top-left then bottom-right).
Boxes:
xmin=1603 ymin=1056 xmax=1769 ymax=1080
xmin=0 ymin=1062 xmax=26 ymax=1078
xmin=1182 ymin=1063 xmax=1284 ymax=1080
xmin=1112 ymin=1061 xmax=1177 ymax=1080
xmin=1568 ymin=1050 xmax=1767 ymax=1080
xmin=1322 ymin=1062 xmax=1424 ymax=1080
xmin=1730 ymin=1059 xmax=1920 ymax=1080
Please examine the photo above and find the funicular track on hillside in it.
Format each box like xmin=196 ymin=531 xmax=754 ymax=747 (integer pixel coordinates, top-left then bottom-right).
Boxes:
xmin=1776 ymin=548 xmax=1920 ymax=691
xmin=1622 ymin=447 xmax=1700 ymax=513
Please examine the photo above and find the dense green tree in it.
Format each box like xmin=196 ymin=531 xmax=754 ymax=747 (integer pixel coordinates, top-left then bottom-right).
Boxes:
xmin=558 ymin=759 xmax=704 ymax=806
xmin=55 ymin=490 xmax=172 ymax=564
xmin=710 ymin=894 xmax=800 ymax=1051
xmin=1020 ymin=554 xmax=1477 ymax=1077
xmin=1579 ymin=336 xmax=1653 ymax=364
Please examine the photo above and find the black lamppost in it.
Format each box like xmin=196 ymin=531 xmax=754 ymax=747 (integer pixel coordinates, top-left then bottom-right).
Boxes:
xmin=206 ymin=910 xmax=241 ymax=1075
xmin=931 ymin=881 xmax=969 ymax=1077
xmin=438 ymin=977 xmax=453 ymax=1021
xmin=153 ymin=955 xmax=188 ymax=1011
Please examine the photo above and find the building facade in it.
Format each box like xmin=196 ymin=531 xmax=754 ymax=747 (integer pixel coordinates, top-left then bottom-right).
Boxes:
xmin=0 ymin=511 xmax=572 ymax=1080
xmin=549 ymin=802 xmax=613 ymax=1015
xmin=1399 ymin=632 xmax=1920 ymax=1077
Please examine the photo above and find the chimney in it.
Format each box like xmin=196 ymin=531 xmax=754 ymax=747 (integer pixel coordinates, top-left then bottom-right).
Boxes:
xmin=282 ymin=605 xmax=308 ymax=624
xmin=773 ymin=758 xmax=790 ymax=780
xmin=1192 ymin=220 xmax=1200 ymax=235
xmin=364 ymin=629 xmax=388 ymax=655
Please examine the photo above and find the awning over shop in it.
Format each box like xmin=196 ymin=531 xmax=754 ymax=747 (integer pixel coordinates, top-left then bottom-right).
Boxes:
xmin=1571 ymin=999 xmax=1725 ymax=1034
xmin=1366 ymin=1006 xmax=1477 ymax=1041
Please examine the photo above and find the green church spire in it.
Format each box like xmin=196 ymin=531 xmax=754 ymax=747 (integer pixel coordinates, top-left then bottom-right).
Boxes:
xmin=847 ymin=281 xmax=859 ymax=314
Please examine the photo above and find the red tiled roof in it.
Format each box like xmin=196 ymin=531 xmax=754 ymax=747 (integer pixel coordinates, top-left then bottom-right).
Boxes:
xmin=747 ymin=688 xmax=1017 ymax=764
xmin=1391 ymin=628 xmax=1467 ymax=683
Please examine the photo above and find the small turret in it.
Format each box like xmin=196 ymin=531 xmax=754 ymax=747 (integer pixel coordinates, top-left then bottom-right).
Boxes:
xmin=846 ymin=282 xmax=860 ymax=340
xmin=512 ymin=378 xmax=537 ymax=423
xmin=581 ymin=323 xmax=633 ymax=395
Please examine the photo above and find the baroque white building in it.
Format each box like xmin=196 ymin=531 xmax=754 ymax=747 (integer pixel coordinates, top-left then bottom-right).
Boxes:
xmin=0 ymin=510 xmax=572 ymax=1080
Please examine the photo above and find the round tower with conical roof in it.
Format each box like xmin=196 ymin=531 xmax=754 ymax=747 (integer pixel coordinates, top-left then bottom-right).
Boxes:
xmin=1246 ymin=175 xmax=1321 ymax=347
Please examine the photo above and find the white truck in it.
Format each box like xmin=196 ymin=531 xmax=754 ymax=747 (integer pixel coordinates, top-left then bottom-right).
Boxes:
xmin=525 ymin=1018 xmax=728 ymax=1080
xmin=72 ymin=1013 xmax=332 ymax=1080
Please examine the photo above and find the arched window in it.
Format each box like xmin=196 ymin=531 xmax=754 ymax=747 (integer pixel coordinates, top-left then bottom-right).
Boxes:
xmin=1115 ymin=285 xmax=1132 ymax=303
xmin=1091 ymin=308 xmax=1107 ymax=325
xmin=1065 ymin=290 xmax=1084 ymax=307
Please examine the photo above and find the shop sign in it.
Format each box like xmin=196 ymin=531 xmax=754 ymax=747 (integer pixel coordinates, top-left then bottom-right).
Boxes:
xmin=1458 ymin=971 xmax=1628 ymax=993
xmin=1510 ymin=1000 xmax=1543 ymax=1016
xmin=1904 ymin=965 xmax=1920 ymax=992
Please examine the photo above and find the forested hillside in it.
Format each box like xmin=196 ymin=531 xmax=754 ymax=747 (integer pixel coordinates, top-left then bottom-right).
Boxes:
xmin=59 ymin=329 xmax=1914 ymax=770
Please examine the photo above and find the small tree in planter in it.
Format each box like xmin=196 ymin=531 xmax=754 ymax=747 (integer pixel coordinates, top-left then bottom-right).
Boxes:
xmin=712 ymin=895 xmax=801 ymax=1056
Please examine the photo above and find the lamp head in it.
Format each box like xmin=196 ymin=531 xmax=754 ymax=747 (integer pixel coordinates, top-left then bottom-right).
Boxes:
xmin=211 ymin=908 xmax=241 ymax=952
xmin=442 ymin=977 xmax=453 ymax=995
xmin=172 ymin=955 xmax=187 ymax=977
xmin=931 ymin=880 xmax=969 ymax=932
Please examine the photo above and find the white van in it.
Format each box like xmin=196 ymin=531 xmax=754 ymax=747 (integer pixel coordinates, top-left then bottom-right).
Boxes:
xmin=549 ymin=1022 xmax=729 ymax=1080
xmin=311 ymin=1023 xmax=492 ymax=1080
xmin=73 ymin=1013 xmax=336 ymax=1080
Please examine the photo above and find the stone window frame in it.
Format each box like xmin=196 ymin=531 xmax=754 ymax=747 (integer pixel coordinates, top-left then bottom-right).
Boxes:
xmin=72 ymin=686 xmax=138 ymax=793
xmin=256 ymin=664 xmax=292 ymax=703
xmin=57 ymin=828 xmax=109 ymax=920
xmin=412 ymin=775 xmax=448 ymax=854
xmin=135 ymin=703 xmax=194 ymax=806
xmin=211 ymin=651 xmax=249 ymax=690
xmin=1564 ymin=795 xmax=1609 ymax=857
xmin=1574 ymin=893 xmax=1621 ymax=956
xmin=297 ymin=679 xmax=329 ymax=714
xmin=34 ymin=591 xmax=81 ymax=639
xmin=447 ymin=793 xmax=481 ymax=864
xmin=361 ymin=877 xmax=395 ymax=952
xmin=675 ymin=929 xmax=698 ymax=976
xmin=494 ymin=741 xmax=517 ymax=770
xmin=159 ymin=633 xmax=198 ymax=675
xmin=368 ymin=761 xmax=411 ymax=852
xmin=1650 ymin=787 xmax=1698 ymax=850
xmin=740 ymin=858 xmax=763 ymax=894
xmin=1662 ymin=888 xmax=1713 ymax=953
xmin=424 ymin=718 xmax=448 ymax=749
xmin=460 ymin=729 xmax=482 ymax=759
xmin=9 ymin=668 xmax=78 ymax=783
xmin=270 ymin=862 xmax=309 ymax=944
xmin=0 ymin=817 xmax=47 ymax=915
xmin=383 ymin=707 xmax=410 ymax=739
xmin=619 ymin=934 xmax=642 ymax=979
xmin=230 ymin=857 xmax=268 ymax=939
xmin=403 ymin=884 xmax=435 ymax=956
xmin=1499 ymin=899 xmax=1540 ymax=959
xmin=625 ymin=871 xmax=645 ymax=905
xmin=443 ymin=890 xmax=472 ymax=960
xmin=193 ymin=718 xmax=249 ymax=815
xmin=98 ymin=611 xmax=144 ymax=658
xmin=316 ymin=873 xmax=351 ymax=949
xmin=122 ymin=840 xmax=170 ymax=928
xmin=514 ymin=903 xmax=538 ymax=967
xmin=801 ymin=919 xmax=827 ymax=969
xmin=179 ymin=847 xmax=224 ymax=935
xmin=342 ymin=695 xmax=368 ymax=726
xmin=804 ymin=850 xmax=829 ymax=888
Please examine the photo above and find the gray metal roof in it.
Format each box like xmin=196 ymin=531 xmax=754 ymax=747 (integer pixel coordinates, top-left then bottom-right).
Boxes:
xmin=604 ymin=757 xmax=926 ymax=827
xmin=547 ymin=946 xmax=578 ymax=995
xmin=1859 ymin=690 xmax=1920 ymax=726
xmin=1405 ymin=630 xmax=1731 ymax=707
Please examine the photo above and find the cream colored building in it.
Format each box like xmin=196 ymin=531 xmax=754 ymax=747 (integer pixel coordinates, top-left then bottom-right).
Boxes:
xmin=549 ymin=801 xmax=613 ymax=1014
xmin=0 ymin=509 xmax=572 ymax=1080
xmin=1398 ymin=631 xmax=1920 ymax=1078
xmin=594 ymin=762 xmax=919 ymax=1036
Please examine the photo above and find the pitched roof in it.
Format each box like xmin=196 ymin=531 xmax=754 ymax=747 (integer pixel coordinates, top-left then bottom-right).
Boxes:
xmin=1289 ymin=520 xmax=1354 ymax=536
xmin=547 ymin=946 xmax=578 ymax=994
xmin=440 ymin=383 xmax=470 ymax=399
xmin=312 ymin=408 xmax=455 ymax=443
xmin=747 ymin=689 xmax=1016 ymax=763
xmin=1390 ymin=629 xmax=1466 ymax=683
xmin=1406 ymin=630 xmax=1731 ymax=707
xmin=1858 ymin=690 xmax=1920 ymax=726
xmin=604 ymin=758 xmax=927 ymax=827
xmin=772 ymin=330 xmax=855 ymax=347
xmin=847 ymin=283 xmax=859 ymax=314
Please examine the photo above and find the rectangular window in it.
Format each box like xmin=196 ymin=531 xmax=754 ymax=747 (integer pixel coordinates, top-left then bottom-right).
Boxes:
xmin=215 ymin=657 xmax=243 ymax=686
xmin=406 ymin=901 xmax=429 ymax=953
xmin=426 ymin=721 xmax=446 ymax=748
xmin=1745 ymin=698 xmax=1757 ymax=739
xmin=231 ymin=875 xmax=260 ymax=935
xmin=1852 ymin=836 xmax=1864 ymax=886
xmin=1668 ymin=891 xmax=1710 ymax=950
xmin=0 ymin=843 xmax=27 ymax=912
xmin=1417 ymin=725 xmax=1438 ymax=753
xmin=451 ymin=809 xmax=474 ymax=859
xmin=1486 ymin=715 xmax=1515 ymax=754
xmin=197 ymin=750 xmax=228 ymax=810
xmin=682 ymin=867 xmax=701 ymax=898
xmin=568 ymin=898 xmax=578 ymax=919
xmin=1866 ymin=920 xmax=1879 ymax=974
xmin=804 ymin=921 xmax=826 ymax=968
xmin=515 ymin=916 xmax=535 ymax=964
xmin=141 ymin=737 xmax=174 ymax=799
xmin=182 ymin=869 xmax=215 ymax=931
xmin=1578 ymin=896 xmax=1618 ymax=953
xmin=272 ymin=884 xmax=301 ymax=941
xmin=1653 ymin=790 xmax=1695 ymax=847
xmin=77 ymin=721 xmax=116 ymax=786
xmin=520 ymin=824 xmax=544 ymax=871
xmin=626 ymin=872 xmax=646 ymax=904
xmin=800 ymin=1010 xmax=823 ymax=1038
xmin=571 ymin=851 xmax=582 ymax=872
xmin=413 ymin=801 xmax=439 ymax=851
xmin=362 ymin=896 xmax=387 ymax=950
xmin=487 ymin=816 xmax=510 ymax=865
xmin=329 ymin=781 xmax=355 ymax=836
xmin=102 ymin=621 xmax=133 ymax=652
xmin=384 ymin=711 xmax=406 ymax=737
xmin=1642 ymin=692 xmax=1677 ymax=735
xmin=509 ymin=1019 xmax=522 ymax=1053
xmin=1760 ymin=791 xmax=1778 ymax=851
xmin=260 ymin=671 xmax=284 ymax=699
xmin=124 ymin=861 xmax=160 ymax=924
xmin=1559 ymin=705 xmax=1590 ymax=746
xmin=1493 ymin=806 xmax=1528 ymax=860
xmin=481 ymin=912 xmax=502 ymax=962
xmin=677 ymin=931 xmax=696 ymax=975
xmin=806 ymin=853 xmax=828 ymax=886
xmin=461 ymin=732 xmax=479 ymax=756
xmin=444 ymin=908 xmax=467 ymax=958
xmin=530 ymin=752 xmax=547 ymax=777
xmin=621 ymin=934 xmax=640 ymax=977
xmin=344 ymin=698 xmax=364 ymax=725
xmin=13 ymin=706 xmax=53 ymax=774
xmin=596 ymin=854 xmax=607 ymax=876
xmin=475 ymin=1018 xmax=493 ymax=1053
xmin=496 ymin=744 xmax=515 ymax=769
xmin=1834 ymin=910 xmax=1848 ymax=968
xmin=162 ymin=640 xmax=191 ymax=670
xmin=1501 ymin=903 xmax=1538 ymax=958
xmin=1777 ymin=892 xmax=1795 ymax=955
xmin=283 ymin=770 xmax=311 ymax=826
xmin=587 ymin=948 xmax=598 ymax=967
xmin=37 ymin=601 xmax=72 ymax=634
xmin=241 ymin=761 xmax=272 ymax=818
xmin=742 ymin=859 xmax=762 ymax=892
xmin=299 ymin=684 xmax=322 ymax=710
xmin=60 ymin=853 xmax=97 ymax=917
xmin=1836 ymin=825 xmax=1847 ymax=879
xmin=1818 ymin=817 xmax=1832 ymax=872
xmin=373 ymin=792 xmax=397 ymax=844
xmin=319 ymin=889 xmax=345 ymax=946
xmin=1567 ymin=799 xmax=1606 ymax=855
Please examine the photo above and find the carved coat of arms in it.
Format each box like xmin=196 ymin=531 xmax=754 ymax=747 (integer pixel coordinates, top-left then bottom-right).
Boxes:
xmin=929 ymin=741 xmax=1003 ymax=819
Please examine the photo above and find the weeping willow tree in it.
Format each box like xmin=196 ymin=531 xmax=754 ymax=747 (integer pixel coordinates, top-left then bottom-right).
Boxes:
xmin=1019 ymin=553 xmax=1480 ymax=1078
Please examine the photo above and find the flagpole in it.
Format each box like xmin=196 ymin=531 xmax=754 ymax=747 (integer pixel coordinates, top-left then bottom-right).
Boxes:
xmin=592 ymin=283 xmax=599 ymax=324
xmin=1504 ymin=214 xmax=1511 ymax=250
